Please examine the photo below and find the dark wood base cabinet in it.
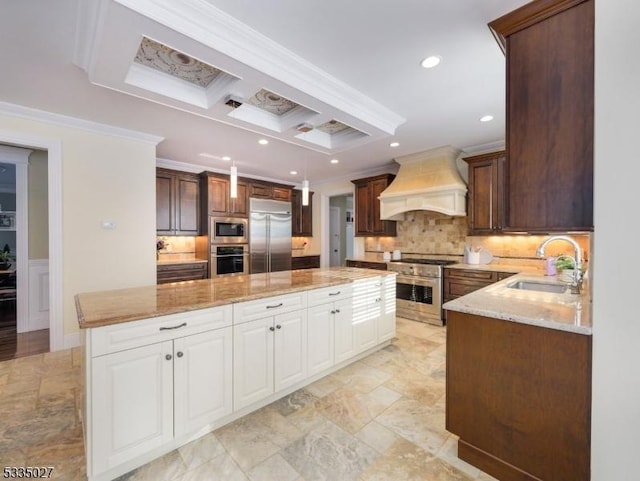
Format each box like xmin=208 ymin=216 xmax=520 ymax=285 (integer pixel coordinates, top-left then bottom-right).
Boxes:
xmin=157 ymin=262 xmax=207 ymax=284
xmin=291 ymin=255 xmax=320 ymax=270
xmin=345 ymin=260 xmax=388 ymax=271
xmin=446 ymin=311 xmax=591 ymax=481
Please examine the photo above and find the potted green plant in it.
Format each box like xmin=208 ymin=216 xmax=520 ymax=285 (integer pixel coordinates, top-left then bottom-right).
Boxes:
xmin=0 ymin=244 xmax=14 ymax=270
xmin=555 ymin=255 xmax=575 ymax=282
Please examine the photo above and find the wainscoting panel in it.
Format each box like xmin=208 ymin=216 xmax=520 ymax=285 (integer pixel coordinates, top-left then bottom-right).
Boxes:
xmin=28 ymin=259 xmax=49 ymax=331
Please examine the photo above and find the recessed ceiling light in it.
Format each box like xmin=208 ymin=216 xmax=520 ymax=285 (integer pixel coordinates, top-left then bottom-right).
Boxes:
xmin=330 ymin=159 xmax=339 ymax=164
xmin=258 ymin=139 xmax=269 ymax=145
xmin=389 ymin=142 xmax=400 ymax=148
xmin=221 ymin=156 xmax=231 ymax=161
xmin=290 ymin=170 xmax=298 ymax=175
xmin=480 ymin=115 xmax=494 ymax=122
xmin=421 ymin=56 xmax=441 ymax=69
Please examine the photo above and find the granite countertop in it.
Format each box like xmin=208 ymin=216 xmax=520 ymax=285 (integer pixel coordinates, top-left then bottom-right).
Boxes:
xmin=443 ymin=272 xmax=592 ymax=335
xmin=76 ymin=267 xmax=396 ymax=329
xmin=157 ymin=259 xmax=208 ymax=266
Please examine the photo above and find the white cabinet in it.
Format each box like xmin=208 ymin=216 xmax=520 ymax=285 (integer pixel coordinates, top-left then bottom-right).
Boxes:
xmin=174 ymin=327 xmax=233 ymax=436
xmin=92 ymin=341 xmax=174 ymax=474
xmin=233 ymin=309 xmax=307 ymax=410
xmin=378 ymin=275 xmax=397 ymax=342
xmin=353 ymin=277 xmax=381 ymax=354
xmin=86 ymin=306 xmax=233 ymax=479
xmin=332 ymin=297 xmax=357 ymax=364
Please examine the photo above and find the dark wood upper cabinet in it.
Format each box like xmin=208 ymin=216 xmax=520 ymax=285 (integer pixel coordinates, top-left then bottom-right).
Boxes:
xmin=291 ymin=189 xmax=313 ymax=236
xmin=351 ymin=174 xmax=397 ymax=237
xmin=156 ymin=168 xmax=200 ymax=236
xmin=464 ymin=151 xmax=506 ymax=235
xmin=249 ymin=181 xmax=292 ymax=202
xmin=200 ymin=172 xmax=248 ymax=220
xmin=489 ymin=0 xmax=594 ymax=232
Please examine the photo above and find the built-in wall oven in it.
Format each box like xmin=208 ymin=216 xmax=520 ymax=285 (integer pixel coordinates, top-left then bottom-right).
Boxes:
xmin=387 ymin=258 xmax=456 ymax=326
xmin=211 ymin=244 xmax=249 ymax=277
xmin=210 ymin=217 xmax=248 ymax=244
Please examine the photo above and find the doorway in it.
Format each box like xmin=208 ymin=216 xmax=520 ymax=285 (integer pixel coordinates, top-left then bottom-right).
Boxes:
xmin=328 ymin=194 xmax=354 ymax=267
xmin=0 ymin=146 xmax=50 ymax=361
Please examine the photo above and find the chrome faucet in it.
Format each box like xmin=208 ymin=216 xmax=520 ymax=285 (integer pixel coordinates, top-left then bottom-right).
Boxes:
xmin=536 ymin=235 xmax=583 ymax=294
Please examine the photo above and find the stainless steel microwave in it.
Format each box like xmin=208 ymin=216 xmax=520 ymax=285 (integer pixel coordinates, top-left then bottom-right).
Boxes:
xmin=210 ymin=217 xmax=248 ymax=244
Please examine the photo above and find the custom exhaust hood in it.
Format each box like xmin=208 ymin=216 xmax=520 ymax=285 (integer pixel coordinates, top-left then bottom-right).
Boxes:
xmin=379 ymin=145 xmax=467 ymax=220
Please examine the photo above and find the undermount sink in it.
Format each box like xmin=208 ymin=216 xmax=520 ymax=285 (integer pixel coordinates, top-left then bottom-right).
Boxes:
xmin=507 ymin=280 xmax=568 ymax=294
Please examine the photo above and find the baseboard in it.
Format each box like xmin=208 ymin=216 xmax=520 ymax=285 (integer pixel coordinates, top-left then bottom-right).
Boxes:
xmin=64 ymin=332 xmax=81 ymax=349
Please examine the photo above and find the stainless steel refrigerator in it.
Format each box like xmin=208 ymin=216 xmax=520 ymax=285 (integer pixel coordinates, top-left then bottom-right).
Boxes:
xmin=249 ymin=198 xmax=292 ymax=273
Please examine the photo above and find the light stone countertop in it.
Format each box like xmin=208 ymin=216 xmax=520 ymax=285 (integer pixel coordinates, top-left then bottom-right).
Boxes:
xmin=443 ymin=272 xmax=592 ymax=335
xmin=76 ymin=267 xmax=396 ymax=329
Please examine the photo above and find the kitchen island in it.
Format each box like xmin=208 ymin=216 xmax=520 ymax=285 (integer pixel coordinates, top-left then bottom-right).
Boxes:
xmin=444 ymin=273 xmax=592 ymax=481
xmin=75 ymin=267 xmax=396 ymax=481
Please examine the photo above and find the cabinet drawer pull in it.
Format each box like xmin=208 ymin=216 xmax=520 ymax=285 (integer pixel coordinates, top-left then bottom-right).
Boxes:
xmin=276 ymin=324 xmax=282 ymax=329
xmin=329 ymin=291 xmax=341 ymax=296
xmin=269 ymin=326 xmax=275 ymax=332
xmin=266 ymin=303 xmax=283 ymax=309
xmin=159 ymin=322 xmax=187 ymax=331
xmin=330 ymin=310 xmax=336 ymax=314
xmin=335 ymin=308 xmax=341 ymax=313
xmin=165 ymin=354 xmax=172 ymax=361
xmin=176 ymin=351 xmax=184 ymax=358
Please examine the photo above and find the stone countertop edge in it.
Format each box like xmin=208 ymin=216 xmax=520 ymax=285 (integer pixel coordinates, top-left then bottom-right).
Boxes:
xmin=157 ymin=259 xmax=209 ymax=265
xmin=443 ymin=272 xmax=592 ymax=336
xmin=75 ymin=267 xmax=396 ymax=330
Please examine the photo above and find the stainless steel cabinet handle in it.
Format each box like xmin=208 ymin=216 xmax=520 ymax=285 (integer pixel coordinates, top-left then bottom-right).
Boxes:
xmin=269 ymin=326 xmax=275 ymax=332
xmin=159 ymin=322 xmax=187 ymax=331
xmin=276 ymin=324 xmax=282 ymax=329
xmin=329 ymin=291 xmax=341 ymax=296
xmin=176 ymin=352 xmax=184 ymax=358
xmin=266 ymin=303 xmax=283 ymax=309
xmin=165 ymin=354 xmax=172 ymax=361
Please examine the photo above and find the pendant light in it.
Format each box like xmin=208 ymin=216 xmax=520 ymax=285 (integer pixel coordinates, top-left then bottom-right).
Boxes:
xmin=230 ymin=161 xmax=238 ymax=199
xmin=302 ymin=158 xmax=309 ymax=206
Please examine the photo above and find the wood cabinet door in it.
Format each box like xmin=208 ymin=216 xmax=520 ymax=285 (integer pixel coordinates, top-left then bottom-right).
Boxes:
xmin=174 ymin=327 xmax=233 ymax=436
xmin=156 ymin=172 xmax=174 ymax=235
xmin=369 ymin=178 xmax=388 ymax=234
xmin=504 ymin=1 xmax=593 ymax=231
xmin=291 ymin=189 xmax=302 ymax=235
xmin=233 ymin=317 xmax=274 ymax=410
xmin=207 ymin=177 xmax=230 ymax=216
xmin=229 ymin=181 xmax=248 ymax=216
xmin=91 ymin=341 xmax=174 ymax=474
xmin=307 ymin=303 xmax=335 ymax=376
xmin=273 ymin=187 xmax=292 ymax=202
xmin=175 ymin=174 xmax=199 ymax=234
xmin=274 ymin=310 xmax=307 ymax=392
xmin=354 ymin=183 xmax=370 ymax=236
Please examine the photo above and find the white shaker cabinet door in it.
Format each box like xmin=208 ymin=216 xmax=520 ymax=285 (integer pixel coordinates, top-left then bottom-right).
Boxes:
xmin=353 ymin=278 xmax=380 ymax=354
xmin=174 ymin=327 xmax=233 ymax=437
xmin=91 ymin=341 xmax=174 ymax=474
xmin=334 ymin=297 xmax=356 ymax=364
xmin=274 ymin=309 xmax=308 ymax=391
xmin=307 ymin=303 xmax=335 ymax=376
xmin=233 ymin=317 xmax=275 ymax=410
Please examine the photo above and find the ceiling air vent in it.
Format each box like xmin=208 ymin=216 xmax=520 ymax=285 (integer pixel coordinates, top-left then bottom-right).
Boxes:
xmin=225 ymin=95 xmax=243 ymax=108
xmin=296 ymin=123 xmax=314 ymax=133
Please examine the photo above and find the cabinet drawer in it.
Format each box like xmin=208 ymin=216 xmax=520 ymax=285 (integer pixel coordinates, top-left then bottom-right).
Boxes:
xmin=157 ymin=263 xmax=207 ymax=284
xmin=233 ymin=292 xmax=307 ymax=324
xmin=307 ymin=284 xmax=353 ymax=307
xmin=89 ymin=305 xmax=232 ymax=357
xmin=444 ymin=279 xmax=492 ymax=299
xmin=345 ymin=260 xmax=388 ymax=271
xmin=445 ymin=269 xmax=498 ymax=282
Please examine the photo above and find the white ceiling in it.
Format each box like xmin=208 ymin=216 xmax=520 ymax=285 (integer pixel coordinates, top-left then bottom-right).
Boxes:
xmin=0 ymin=0 xmax=529 ymax=186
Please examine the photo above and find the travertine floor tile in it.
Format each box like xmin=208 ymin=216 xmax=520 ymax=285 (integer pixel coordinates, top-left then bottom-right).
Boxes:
xmin=247 ymin=453 xmax=299 ymax=481
xmin=178 ymin=432 xmax=226 ymax=470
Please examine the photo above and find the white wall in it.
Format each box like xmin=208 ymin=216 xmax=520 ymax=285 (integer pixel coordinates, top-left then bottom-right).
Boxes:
xmin=592 ymin=0 xmax=640 ymax=478
xmin=0 ymin=113 xmax=158 ymax=338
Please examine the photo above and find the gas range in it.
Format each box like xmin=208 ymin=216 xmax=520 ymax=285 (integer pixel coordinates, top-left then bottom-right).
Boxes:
xmin=387 ymin=258 xmax=457 ymax=326
xmin=387 ymin=258 xmax=457 ymax=278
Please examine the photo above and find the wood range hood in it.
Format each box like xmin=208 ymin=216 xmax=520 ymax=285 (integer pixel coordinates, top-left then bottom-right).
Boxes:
xmin=379 ymin=145 xmax=467 ymax=220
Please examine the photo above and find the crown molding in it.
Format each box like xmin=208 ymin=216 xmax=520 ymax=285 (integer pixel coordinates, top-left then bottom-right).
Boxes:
xmin=113 ymin=0 xmax=405 ymax=134
xmin=0 ymin=102 xmax=164 ymax=145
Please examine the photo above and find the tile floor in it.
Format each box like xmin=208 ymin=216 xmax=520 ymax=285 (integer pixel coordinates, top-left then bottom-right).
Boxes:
xmin=0 ymin=318 xmax=497 ymax=481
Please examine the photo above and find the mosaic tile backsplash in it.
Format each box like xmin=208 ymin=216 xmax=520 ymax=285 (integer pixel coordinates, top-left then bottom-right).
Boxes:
xmin=364 ymin=211 xmax=591 ymax=265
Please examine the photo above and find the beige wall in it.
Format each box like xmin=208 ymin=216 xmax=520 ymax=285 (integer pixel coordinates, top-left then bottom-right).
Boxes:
xmin=0 ymin=113 xmax=157 ymax=336
xmin=28 ymin=149 xmax=48 ymax=259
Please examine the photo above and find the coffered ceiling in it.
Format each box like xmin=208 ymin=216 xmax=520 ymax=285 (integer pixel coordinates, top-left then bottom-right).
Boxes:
xmin=0 ymin=0 xmax=530 ymax=185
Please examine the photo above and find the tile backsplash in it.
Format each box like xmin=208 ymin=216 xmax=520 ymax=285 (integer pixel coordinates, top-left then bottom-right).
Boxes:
xmin=364 ymin=211 xmax=591 ymax=265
